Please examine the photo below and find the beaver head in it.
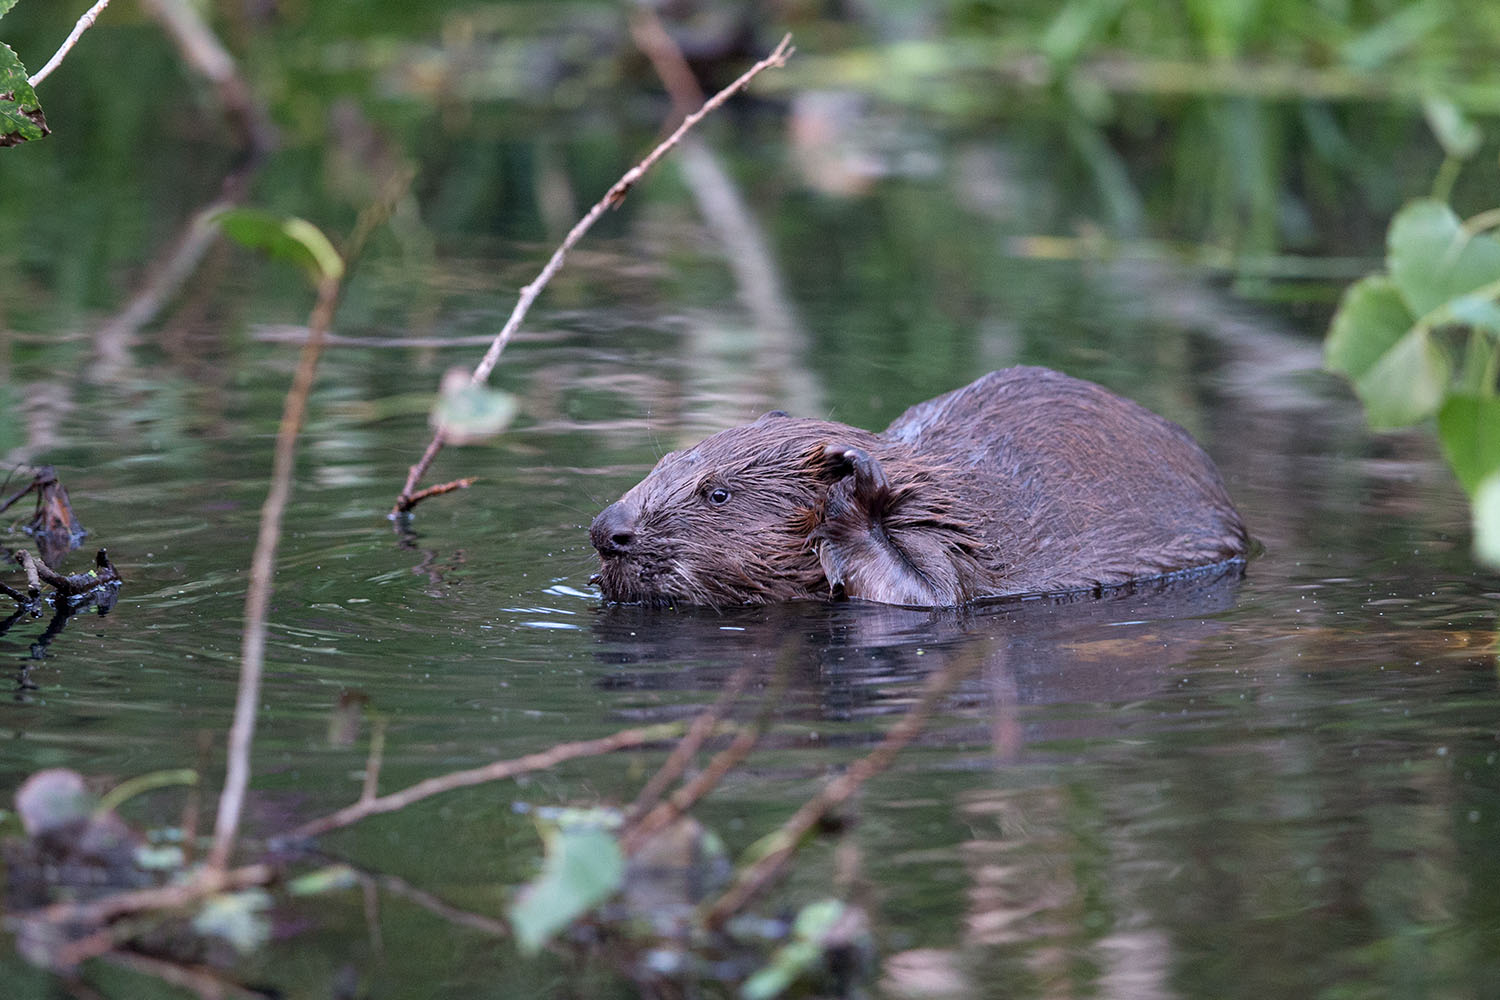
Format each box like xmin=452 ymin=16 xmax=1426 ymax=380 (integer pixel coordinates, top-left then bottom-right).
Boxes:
xmin=589 ymin=414 xmax=892 ymax=607
xmin=588 ymin=413 xmax=984 ymax=608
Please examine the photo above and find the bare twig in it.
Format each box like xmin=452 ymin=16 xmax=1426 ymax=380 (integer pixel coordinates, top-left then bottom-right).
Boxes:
xmin=699 ymin=646 xmax=986 ymax=930
xmin=391 ymin=34 xmax=795 ymax=516
xmin=26 ymin=0 xmax=113 ymax=88
xmin=208 ymin=174 xmax=412 ymax=871
xmin=360 ymin=718 xmax=387 ymax=804
xmin=395 ymin=478 xmax=476 ymax=513
xmin=286 ymin=722 xmax=684 ymax=841
xmin=206 ymin=275 xmax=340 ymax=873
xmin=18 ymin=550 xmax=43 ymax=598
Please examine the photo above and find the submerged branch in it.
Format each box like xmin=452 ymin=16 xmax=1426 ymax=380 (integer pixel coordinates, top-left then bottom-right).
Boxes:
xmin=391 ymin=34 xmax=795 ymax=516
xmin=15 ymin=548 xmax=121 ymax=599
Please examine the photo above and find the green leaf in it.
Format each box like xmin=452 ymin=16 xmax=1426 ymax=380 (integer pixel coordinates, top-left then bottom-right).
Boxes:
xmin=0 ymin=42 xmax=48 ymax=146
xmin=1388 ymin=200 xmax=1500 ymax=319
xmin=1474 ymin=472 xmax=1500 ymax=568
xmin=287 ymin=864 xmax=359 ymax=896
xmin=507 ymin=826 xmax=624 ymax=954
xmin=214 ymin=209 xmax=344 ymax=285
xmin=1437 ymin=395 xmax=1500 ymax=496
xmin=1353 ymin=327 xmax=1450 ymax=428
xmin=1423 ymin=96 xmax=1482 ymax=160
xmin=192 ymin=889 xmax=272 ymax=954
xmin=741 ymin=901 xmax=862 ymax=1000
xmin=431 ymin=370 xmax=519 ymax=445
xmin=0 ymin=0 xmax=20 ymax=22
xmin=1325 ymin=275 xmax=1415 ymax=379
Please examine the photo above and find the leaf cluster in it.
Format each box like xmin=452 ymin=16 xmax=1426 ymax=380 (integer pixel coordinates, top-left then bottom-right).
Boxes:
xmin=1324 ymin=156 xmax=1500 ymax=564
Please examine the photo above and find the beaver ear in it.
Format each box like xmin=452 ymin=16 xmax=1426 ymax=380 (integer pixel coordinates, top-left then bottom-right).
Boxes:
xmin=755 ymin=409 xmax=791 ymax=422
xmin=819 ymin=444 xmax=891 ymax=509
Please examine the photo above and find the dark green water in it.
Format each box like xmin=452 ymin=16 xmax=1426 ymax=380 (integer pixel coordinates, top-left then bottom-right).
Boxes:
xmin=3 ymin=9 xmax=1500 ymax=998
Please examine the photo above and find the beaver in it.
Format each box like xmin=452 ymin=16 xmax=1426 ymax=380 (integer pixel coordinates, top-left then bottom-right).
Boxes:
xmin=589 ymin=366 xmax=1249 ymax=608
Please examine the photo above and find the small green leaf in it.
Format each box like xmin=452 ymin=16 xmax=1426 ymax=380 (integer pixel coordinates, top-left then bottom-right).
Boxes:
xmin=741 ymin=901 xmax=863 ymax=1000
xmin=507 ymin=826 xmax=624 ymax=954
xmin=288 ymin=864 xmax=359 ymax=896
xmin=193 ymin=889 xmax=272 ymax=954
xmin=133 ymin=845 xmax=186 ymax=871
xmin=0 ymin=0 xmax=21 ymax=22
xmin=1388 ymin=200 xmax=1500 ymax=319
xmin=1353 ymin=327 xmax=1450 ymax=428
xmin=431 ymin=369 xmax=519 ymax=445
xmin=214 ymin=209 xmax=344 ymax=285
xmin=1474 ymin=472 xmax=1500 ymax=568
xmin=1437 ymin=395 xmax=1500 ymax=496
xmin=1325 ymin=275 xmax=1415 ymax=379
xmin=0 ymin=42 xmax=48 ymax=146
xmin=1423 ymin=96 xmax=1482 ymax=160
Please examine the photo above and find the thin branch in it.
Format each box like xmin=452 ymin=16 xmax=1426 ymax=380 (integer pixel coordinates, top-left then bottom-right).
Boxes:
xmin=391 ymin=34 xmax=795 ymax=516
xmin=286 ymin=722 xmax=684 ymax=841
xmin=207 ymin=277 xmax=340 ymax=873
xmin=699 ymin=645 xmax=986 ymax=930
xmin=207 ymin=173 xmax=413 ymax=871
xmin=393 ymin=478 xmax=476 ymax=515
xmin=26 ymin=0 xmax=113 ymax=88
xmin=360 ymin=717 xmax=387 ymax=804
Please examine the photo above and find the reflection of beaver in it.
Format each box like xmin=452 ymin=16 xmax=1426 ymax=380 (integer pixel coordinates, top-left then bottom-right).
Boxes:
xmin=589 ymin=367 xmax=1249 ymax=608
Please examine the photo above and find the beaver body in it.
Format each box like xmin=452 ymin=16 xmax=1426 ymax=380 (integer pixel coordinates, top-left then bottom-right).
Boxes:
xmin=589 ymin=366 xmax=1249 ymax=608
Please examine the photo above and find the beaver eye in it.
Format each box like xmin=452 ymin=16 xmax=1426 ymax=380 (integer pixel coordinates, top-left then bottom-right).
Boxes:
xmin=707 ymin=486 xmax=731 ymax=506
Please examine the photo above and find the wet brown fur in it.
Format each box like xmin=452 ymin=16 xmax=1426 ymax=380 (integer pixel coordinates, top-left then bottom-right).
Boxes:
xmin=590 ymin=367 xmax=1250 ymax=608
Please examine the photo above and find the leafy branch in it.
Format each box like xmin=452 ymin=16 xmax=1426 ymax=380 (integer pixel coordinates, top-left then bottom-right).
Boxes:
xmin=1323 ymin=102 xmax=1500 ymax=565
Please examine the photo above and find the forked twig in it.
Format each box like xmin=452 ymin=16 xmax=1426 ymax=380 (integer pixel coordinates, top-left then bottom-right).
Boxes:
xmin=391 ymin=34 xmax=795 ymax=516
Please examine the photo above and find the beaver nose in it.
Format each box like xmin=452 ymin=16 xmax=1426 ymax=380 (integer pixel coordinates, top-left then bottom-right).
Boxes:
xmin=590 ymin=502 xmax=638 ymax=556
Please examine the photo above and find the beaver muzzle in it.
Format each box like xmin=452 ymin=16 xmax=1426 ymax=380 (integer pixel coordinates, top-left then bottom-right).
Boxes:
xmin=589 ymin=501 xmax=638 ymax=558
